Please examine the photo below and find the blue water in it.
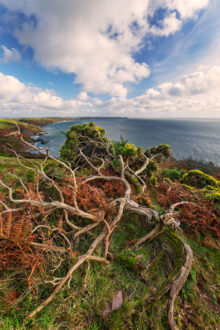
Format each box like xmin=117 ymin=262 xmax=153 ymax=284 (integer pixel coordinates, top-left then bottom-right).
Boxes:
xmin=39 ymin=118 xmax=220 ymax=166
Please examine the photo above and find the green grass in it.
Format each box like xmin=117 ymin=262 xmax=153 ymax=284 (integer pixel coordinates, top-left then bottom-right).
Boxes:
xmin=0 ymin=119 xmax=18 ymax=130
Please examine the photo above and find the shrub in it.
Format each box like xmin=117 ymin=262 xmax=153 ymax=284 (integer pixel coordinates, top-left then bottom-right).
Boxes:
xmin=112 ymin=137 xmax=138 ymax=157
xmin=182 ymin=170 xmax=219 ymax=189
xmin=162 ymin=167 xmax=186 ymax=181
xmin=60 ymin=122 xmax=109 ymax=166
xmin=179 ymin=203 xmax=220 ymax=247
xmin=200 ymin=186 xmax=220 ymax=203
xmin=145 ymin=144 xmax=172 ymax=160
xmin=150 ymin=175 xmax=158 ymax=185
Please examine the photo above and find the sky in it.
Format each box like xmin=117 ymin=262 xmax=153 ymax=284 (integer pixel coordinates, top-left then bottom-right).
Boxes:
xmin=0 ymin=0 xmax=220 ymax=118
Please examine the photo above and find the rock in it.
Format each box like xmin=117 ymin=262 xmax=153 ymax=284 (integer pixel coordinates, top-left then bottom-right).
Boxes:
xmin=112 ymin=290 xmax=123 ymax=311
xmin=102 ymin=303 xmax=112 ymax=319
xmin=102 ymin=290 xmax=124 ymax=319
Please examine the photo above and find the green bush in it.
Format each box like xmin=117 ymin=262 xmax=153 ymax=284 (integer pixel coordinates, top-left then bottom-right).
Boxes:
xmin=112 ymin=137 xmax=138 ymax=157
xmin=59 ymin=123 xmax=171 ymax=183
xmin=59 ymin=122 xmax=108 ymax=165
xmin=200 ymin=185 xmax=220 ymax=202
xmin=162 ymin=167 xmax=186 ymax=181
xmin=182 ymin=169 xmax=219 ymax=189
xmin=145 ymin=144 xmax=172 ymax=160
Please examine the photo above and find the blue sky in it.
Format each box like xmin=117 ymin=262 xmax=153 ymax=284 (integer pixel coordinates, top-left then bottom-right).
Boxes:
xmin=0 ymin=0 xmax=220 ymax=118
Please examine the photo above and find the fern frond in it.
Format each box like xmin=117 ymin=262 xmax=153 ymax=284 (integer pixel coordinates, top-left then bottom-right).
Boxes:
xmin=11 ymin=217 xmax=24 ymax=243
xmin=5 ymin=212 xmax=12 ymax=238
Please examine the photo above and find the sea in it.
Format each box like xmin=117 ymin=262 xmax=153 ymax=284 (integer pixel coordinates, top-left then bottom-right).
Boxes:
xmin=36 ymin=118 xmax=220 ymax=166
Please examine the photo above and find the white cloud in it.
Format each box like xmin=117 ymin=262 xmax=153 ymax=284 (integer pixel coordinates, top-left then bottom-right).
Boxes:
xmin=77 ymin=92 xmax=88 ymax=101
xmin=0 ymin=0 xmax=210 ymax=97
xmin=150 ymin=12 xmax=182 ymax=36
xmin=0 ymin=72 xmax=24 ymax=100
xmin=158 ymin=65 xmax=220 ymax=96
xmin=0 ymin=65 xmax=220 ymax=118
xmin=168 ymin=0 xmax=210 ymax=19
xmin=0 ymin=45 xmax=21 ymax=63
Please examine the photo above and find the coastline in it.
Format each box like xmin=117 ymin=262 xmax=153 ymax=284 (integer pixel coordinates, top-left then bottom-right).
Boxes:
xmin=0 ymin=117 xmax=76 ymax=157
xmin=1 ymin=117 xmax=219 ymax=179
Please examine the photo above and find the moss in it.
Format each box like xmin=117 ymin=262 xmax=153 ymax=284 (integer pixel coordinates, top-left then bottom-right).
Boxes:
xmin=144 ymin=160 xmax=159 ymax=179
xmin=114 ymin=255 xmax=140 ymax=273
xmin=130 ymin=175 xmax=143 ymax=193
xmin=26 ymin=169 xmax=36 ymax=182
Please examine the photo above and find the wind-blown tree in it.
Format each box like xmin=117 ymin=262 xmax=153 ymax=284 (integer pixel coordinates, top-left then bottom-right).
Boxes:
xmin=0 ymin=122 xmax=194 ymax=329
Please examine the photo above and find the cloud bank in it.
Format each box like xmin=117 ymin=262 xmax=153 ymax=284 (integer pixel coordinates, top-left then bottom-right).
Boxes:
xmin=0 ymin=65 xmax=219 ymax=118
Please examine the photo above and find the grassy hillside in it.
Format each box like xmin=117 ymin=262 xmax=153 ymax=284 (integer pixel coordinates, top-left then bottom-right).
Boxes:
xmin=0 ymin=121 xmax=219 ymax=329
xmin=0 ymin=118 xmax=75 ymax=157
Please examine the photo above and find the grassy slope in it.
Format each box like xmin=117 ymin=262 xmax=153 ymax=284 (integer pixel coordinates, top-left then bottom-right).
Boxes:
xmin=0 ymin=117 xmax=75 ymax=130
xmin=0 ymin=118 xmax=75 ymax=157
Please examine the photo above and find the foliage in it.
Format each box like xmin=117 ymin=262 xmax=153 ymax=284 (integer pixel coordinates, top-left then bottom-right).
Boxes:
xmin=112 ymin=137 xmax=138 ymax=157
xmin=179 ymin=203 xmax=220 ymax=248
xmin=150 ymin=175 xmax=158 ymax=185
xmin=60 ymin=121 xmax=109 ymax=166
xmin=182 ymin=169 xmax=219 ymax=189
xmin=162 ymin=167 xmax=186 ymax=181
xmin=60 ymin=122 xmax=171 ymax=175
xmin=145 ymin=144 xmax=172 ymax=160
xmin=0 ymin=200 xmax=44 ymax=291
xmin=200 ymin=185 xmax=220 ymax=203
xmin=155 ymin=181 xmax=190 ymax=208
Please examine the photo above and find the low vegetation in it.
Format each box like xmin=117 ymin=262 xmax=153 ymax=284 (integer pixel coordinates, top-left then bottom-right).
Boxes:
xmin=0 ymin=122 xmax=219 ymax=329
xmin=0 ymin=118 xmax=75 ymax=157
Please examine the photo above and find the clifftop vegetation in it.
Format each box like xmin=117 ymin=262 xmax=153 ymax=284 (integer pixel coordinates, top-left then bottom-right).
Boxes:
xmin=0 ymin=122 xmax=219 ymax=329
xmin=0 ymin=118 xmax=75 ymax=157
